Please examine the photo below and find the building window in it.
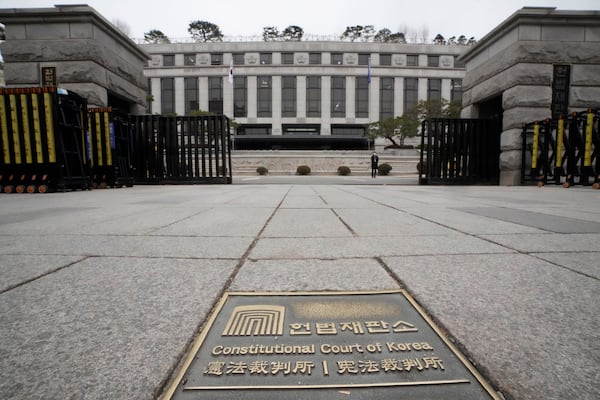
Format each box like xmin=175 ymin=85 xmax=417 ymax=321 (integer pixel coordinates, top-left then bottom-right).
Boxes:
xmin=404 ymin=78 xmax=418 ymax=113
xmin=234 ymin=76 xmax=247 ymax=118
xmin=184 ymin=77 xmax=198 ymax=114
xmin=211 ymin=53 xmax=223 ymax=65
xmin=451 ymin=79 xmax=463 ymax=103
xmin=309 ymin=53 xmax=321 ymax=64
xmin=282 ymin=52 xmax=294 ymax=64
xmin=232 ymin=53 xmax=245 ymax=65
xmin=356 ymin=77 xmax=369 ymax=118
xmin=184 ymin=54 xmax=196 ymax=66
xmin=454 ymin=56 xmax=465 ymax=68
xmin=260 ymin=53 xmax=272 ymax=65
xmin=208 ymin=77 xmax=223 ymax=114
xmin=257 ymin=76 xmax=272 ymax=117
xmin=380 ymin=77 xmax=394 ymax=121
xmin=428 ymin=55 xmax=439 ymax=67
xmin=406 ymin=54 xmax=418 ymax=67
xmin=358 ymin=53 xmax=370 ymax=65
xmin=379 ymin=54 xmax=392 ymax=66
xmin=161 ymin=78 xmax=175 ymax=114
xmin=428 ymin=78 xmax=441 ymax=101
xmin=331 ymin=53 xmax=343 ymax=65
xmin=331 ymin=125 xmax=366 ymax=136
xmin=282 ymin=76 xmax=296 ymax=117
xmin=237 ymin=124 xmax=272 ymax=135
xmin=306 ymin=76 xmax=321 ymax=118
xmin=163 ymin=54 xmax=175 ymax=66
xmin=331 ymin=76 xmax=346 ymax=117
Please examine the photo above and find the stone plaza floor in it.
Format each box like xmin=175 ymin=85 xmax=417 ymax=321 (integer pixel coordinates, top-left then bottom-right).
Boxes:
xmin=0 ymin=183 xmax=598 ymax=400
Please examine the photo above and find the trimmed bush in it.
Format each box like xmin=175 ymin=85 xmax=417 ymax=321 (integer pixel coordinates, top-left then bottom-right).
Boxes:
xmin=296 ymin=165 xmax=311 ymax=175
xmin=337 ymin=166 xmax=351 ymax=176
xmin=378 ymin=163 xmax=392 ymax=176
xmin=256 ymin=166 xmax=269 ymax=175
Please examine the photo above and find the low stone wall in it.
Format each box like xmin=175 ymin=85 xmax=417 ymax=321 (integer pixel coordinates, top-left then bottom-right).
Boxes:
xmin=232 ymin=150 xmax=420 ymax=176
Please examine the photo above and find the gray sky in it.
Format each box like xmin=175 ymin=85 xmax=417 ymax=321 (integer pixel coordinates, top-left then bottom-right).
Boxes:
xmin=2 ymin=0 xmax=598 ymax=41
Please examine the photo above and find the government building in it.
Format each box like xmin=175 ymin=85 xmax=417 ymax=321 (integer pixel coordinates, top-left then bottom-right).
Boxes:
xmin=141 ymin=41 xmax=466 ymax=149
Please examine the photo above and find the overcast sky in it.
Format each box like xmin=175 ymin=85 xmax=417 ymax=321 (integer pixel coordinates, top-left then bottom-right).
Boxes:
xmin=2 ymin=0 xmax=598 ymax=41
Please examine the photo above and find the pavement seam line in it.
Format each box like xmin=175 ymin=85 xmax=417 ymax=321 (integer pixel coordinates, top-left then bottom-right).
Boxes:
xmin=156 ymin=187 xmax=290 ymax=400
xmin=0 ymin=256 xmax=89 ymax=295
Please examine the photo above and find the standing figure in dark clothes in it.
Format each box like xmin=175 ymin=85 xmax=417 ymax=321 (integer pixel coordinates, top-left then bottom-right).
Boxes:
xmin=371 ymin=152 xmax=379 ymax=178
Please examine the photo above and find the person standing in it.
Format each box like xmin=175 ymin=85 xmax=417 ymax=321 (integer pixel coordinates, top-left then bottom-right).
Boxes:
xmin=371 ymin=152 xmax=379 ymax=178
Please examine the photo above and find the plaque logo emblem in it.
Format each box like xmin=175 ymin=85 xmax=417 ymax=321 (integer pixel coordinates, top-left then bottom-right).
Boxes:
xmin=222 ymin=305 xmax=285 ymax=336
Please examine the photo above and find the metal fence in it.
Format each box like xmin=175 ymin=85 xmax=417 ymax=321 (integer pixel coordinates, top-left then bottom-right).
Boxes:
xmin=130 ymin=114 xmax=232 ymax=184
xmin=419 ymin=118 xmax=501 ymax=185
xmin=522 ymin=110 xmax=599 ymax=187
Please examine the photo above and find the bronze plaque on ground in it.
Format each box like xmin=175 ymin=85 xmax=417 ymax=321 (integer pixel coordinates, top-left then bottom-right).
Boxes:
xmin=165 ymin=290 xmax=500 ymax=399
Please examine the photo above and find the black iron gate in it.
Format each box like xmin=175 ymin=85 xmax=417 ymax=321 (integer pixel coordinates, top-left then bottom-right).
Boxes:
xmin=522 ymin=110 xmax=599 ymax=187
xmin=130 ymin=114 xmax=232 ymax=184
xmin=419 ymin=118 xmax=501 ymax=185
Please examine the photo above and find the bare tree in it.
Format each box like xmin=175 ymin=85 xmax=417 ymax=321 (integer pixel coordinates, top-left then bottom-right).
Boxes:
xmin=112 ymin=18 xmax=131 ymax=37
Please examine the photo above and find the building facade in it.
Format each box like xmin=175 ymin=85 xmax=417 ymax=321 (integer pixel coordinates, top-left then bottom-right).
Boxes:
xmin=142 ymin=41 xmax=466 ymax=148
xmin=0 ymin=5 xmax=149 ymax=113
xmin=460 ymin=7 xmax=600 ymax=185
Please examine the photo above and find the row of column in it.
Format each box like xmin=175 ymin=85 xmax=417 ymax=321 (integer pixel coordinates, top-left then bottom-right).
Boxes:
xmin=151 ymin=77 xmax=454 ymax=135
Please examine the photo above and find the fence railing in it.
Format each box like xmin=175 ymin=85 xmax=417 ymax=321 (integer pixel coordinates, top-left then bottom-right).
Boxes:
xmin=522 ymin=110 xmax=599 ymax=188
xmin=419 ymin=118 xmax=501 ymax=185
xmin=130 ymin=115 xmax=232 ymax=184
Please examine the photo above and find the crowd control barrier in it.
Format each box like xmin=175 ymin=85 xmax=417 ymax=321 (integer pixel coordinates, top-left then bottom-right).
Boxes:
xmin=522 ymin=110 xmax=599 ymax=188
xmin=0 ymin=87 xmax=90 ymax=193
xmin=87 ymin=108 xmax=134 ymax=188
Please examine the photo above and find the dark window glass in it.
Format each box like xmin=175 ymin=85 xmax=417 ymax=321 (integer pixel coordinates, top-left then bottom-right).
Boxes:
xmin=163 ymin=54 xmax=175 ymax=66
xmin=331 ymin=53 xmax=343 ymax=65
xmin=306 ymin=76 xmax=321 ymax=117
xmin=379 ymin=54 xmax=392 ymax=66
xmin=404 ymin=78 xmax=418 ymax=113
xmin=309 ymin=53 xmax=321 ymax=64
xmin=232 ymin=53 xmax=245 ymax=65
xmin=358 ymin=53 xmax=370 ymax=65
xmin=356 ymin=77 xmax=369 ymax=118
xmin=428 ymin=55 xmax=439 ymax=67
xmin=428 ymin=78 xmax=441 ymax=101
xmin=454 ymin=56 xmax=465 ymax=68
xmin=257 ymin=76 xmax=272 ymax=117
xmin=184 ymin=54 xmax=196 ymax=66
xmin=331 ymin=77 xmax=346 ymax=117
xmin=406 ymin=54 xmax=418 ymax=66
xmin=331 ymin=125 xmax=366 ymax=136
xmin=380 ymin=77 xmax=394 ymax=121
xmin=161 ymin=78 xmax=175 ymax=114
xmin=237 ymin=124 xmax=272 ymax=135
xmin=451 ymin=79 xmax=463 ymax=103
xmin=282 ymin=76 xmax=296 ymax=117
xmin=234 ymin=76 xmax=247 ymax=118
xmin=208 ymin=77 xmax=223 ymax=114
xmin=211 ymin=53 xmax=223 ymax=65
xmin=260 ymin=53 xmax=272 ymax=64
xmin=282 ymin=52 xmax=294 ymax=64
xmin=184 ymin=77 xmax=198 ymax=114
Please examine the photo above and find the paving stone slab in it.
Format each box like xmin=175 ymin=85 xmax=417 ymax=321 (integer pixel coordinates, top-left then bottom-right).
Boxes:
xmin=262 ymin=209 xmax=353 ymax=237
xmin=0 ymin=254 xmax=85 ymax=293
xmin=0 ymin=257 xmax=237 ymax=400
xmin=229 ymin=258 xmax=399 ymax=291
xmin=481 ymin=233 xmax=600 ymax=253
xmin=383 ymin=253 xmax=600 ymax=400
xmin=532 ymin=252 xmax=600 ymax=279
xmin=0 ymin=234 xmax=254 ymax=258
xmin=250 ymin=235 xmax=513 ymax=259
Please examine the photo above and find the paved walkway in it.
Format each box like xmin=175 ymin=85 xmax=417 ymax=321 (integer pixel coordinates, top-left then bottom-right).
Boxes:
xmin=0 ymin=184 xmax=598 ymax=400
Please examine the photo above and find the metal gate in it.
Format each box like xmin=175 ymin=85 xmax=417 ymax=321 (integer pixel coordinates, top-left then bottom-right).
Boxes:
xmin=419 ymin=118 xmax=501 ymax=185
xmin=522 ymin=110 xmax=599 ymax=187
xmin=130 ymin=114 xmax=232 ymax=184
